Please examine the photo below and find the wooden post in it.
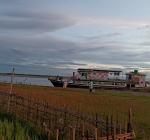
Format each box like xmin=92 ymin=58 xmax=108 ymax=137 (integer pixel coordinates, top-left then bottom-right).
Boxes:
xmin=124 ymin=118 xmax=127 ymax=133
xmin=82 ymin=121 xmax=85 ymax=140
xmin=56 ymin=129 xmax=59 ymax=140
xmin=22 ymin=97 xmax=26 ymax=120
xmin=110 ymin=115 xmax=113 ymax=135
xmin=7 ymin=68 xmax=15 ymax=113
xmin=95 ymin=127 xmax=98 ymax=140
xmin=116 ymin=113 xmax=119 ymax=134
xmin=127 ymin=108 xmax=132 ymax=133
xmin=36 ymin=101 xmax=39 ymax=125
xmin=72 ymin=127 xmax=76 ymax=140
xmin=2 ymin=125 xmax=6 ymax=140
xmin=43 ymin=122 xmax=51 ymax=140
xmin=26 ymin=97 xmax=31 ymax=122
xmin=64 ymin=110 xmax=67 ymax=127
xmin=14 ymin=94 xmax=17 ymax=115
xmin=10 ymin=68 xmax=15 ymax=95
xmin=2 ymin=136 xmax=5 ymax=140
xmin=119 ymin=124 xmax=121 ymax=134
xmin=95 ymin=113 xmax=98 ymax=128
xmin=112 ymin=121 xmax=116 ymax=140
xmin=95 ymin=114 xmax=98 ymax=140
xmin=47 ymin=129 xmax=51 ymax=140
xmin=27 ymin=136 xmax=31 ymax=140
xmin=106 ymin=116 xmax=109 ymax=140
xmin=86 ymin=130 xmax=89 ymax=140
xmin=111 ymin=115 xmax=113 ymax=136
xmin=127 ymin=108 xmax=136 ymax=138
xmin=43 ymin=101 xmax=48 ymax=124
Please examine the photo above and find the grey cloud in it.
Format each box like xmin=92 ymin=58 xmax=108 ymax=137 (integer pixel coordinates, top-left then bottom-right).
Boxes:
xmin=102 ymin=32 xmax=122 ymax=38
xmin=1 ymin=31 xmax=150 ymax=73
xmin=78 ymin=32 xmax=122 ymax=42
xmin=0 ymin=10 xmax=75 ymax=33
xmin=0 ymin=34 xmax=79 ymax=69
xmin=137 ymin=24 xmax=150 ymax=30
xmin=1 ymin=0 xmax=150 ymax=76
xmin=139 ymin=42 xmax=150 ymax=46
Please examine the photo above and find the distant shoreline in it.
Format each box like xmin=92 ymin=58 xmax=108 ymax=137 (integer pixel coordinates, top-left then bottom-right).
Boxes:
xmin=0 ymin=72 xmax=49 ymax=78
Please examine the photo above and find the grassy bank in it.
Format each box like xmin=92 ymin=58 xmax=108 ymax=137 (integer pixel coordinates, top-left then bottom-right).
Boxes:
xmin=0 ymin=112 xmax=47 ymax=140
xmin=0 ymin=83 xmax=149 ymax=139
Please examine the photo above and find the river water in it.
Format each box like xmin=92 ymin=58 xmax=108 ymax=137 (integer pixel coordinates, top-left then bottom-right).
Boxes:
xmin=0 ymin=75 xmax=53 ymax=87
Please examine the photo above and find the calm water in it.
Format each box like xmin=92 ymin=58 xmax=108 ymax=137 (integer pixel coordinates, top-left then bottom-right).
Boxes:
xmin=0 ymin=75 xmax=53 ymax=87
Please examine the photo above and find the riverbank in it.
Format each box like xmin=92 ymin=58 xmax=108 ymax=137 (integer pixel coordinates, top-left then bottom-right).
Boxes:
xmin=0 ymin=83 xmax=149 ymax=139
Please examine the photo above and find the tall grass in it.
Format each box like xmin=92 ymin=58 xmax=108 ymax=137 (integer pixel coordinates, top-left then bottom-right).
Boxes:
xmin=0 ymin=112 xmax=47 ymax=140
xmin=0 ymin=83 xmax=150 ymax=139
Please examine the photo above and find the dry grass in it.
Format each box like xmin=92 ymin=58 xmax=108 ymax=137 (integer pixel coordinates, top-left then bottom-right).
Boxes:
xmin=0 ymin=83 xmax=149 ymax=139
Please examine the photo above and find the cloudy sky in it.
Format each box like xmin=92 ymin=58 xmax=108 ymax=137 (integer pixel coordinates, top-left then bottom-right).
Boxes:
xmin=0 ymin=0 xmax=150 ymax=76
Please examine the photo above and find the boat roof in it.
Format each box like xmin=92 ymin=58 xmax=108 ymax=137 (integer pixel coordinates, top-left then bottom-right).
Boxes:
xmin=78 ymin=68 xmax=122 ymax=73
xmin=126 ymin=72 xmax=146 ymax=76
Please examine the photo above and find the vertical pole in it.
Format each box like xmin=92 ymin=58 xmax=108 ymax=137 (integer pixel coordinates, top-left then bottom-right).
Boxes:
xmin=47 ymin=129 xmax=51 ymax=140
xmin=127 ymin=108 xmax=136 ymax=138
xmin=86 ymin=130 xmax=89 ymax=140
xmin=124 ymin=118 xmax=127 ymax=133
xmin=2 ymin=126 xmax=6 ymax=140
xmin=106 ymin=116 xmax=109 ymax=140
xmin=111 ymin=115 xmax=113 ymax=135
xmin=111 ymin=115 xmax=113 ymax=136
xmin=36 ymin=100 xmax=39 ymax=125
xmin=73 ymin=127 xmax=76 ymax=140
xmin=26 ymin=97 xmax=31 ymax=122
xmin=95 ymin=113 xmax=98 ymax=128
xmin=7 ymin=68 xmax=15 ymax=113
xmin=119 ymin=124 xmax=121 ymax=134
xmin=2 ymin=136 xmax=5 ymax=140
xmin=95 ymin=127 xmax=98 ymax=140
xmin=27 ymin=136 xmax=31 ymax=140
xmin=116 ymin=113 xmax=119 ymax=134
xmin=113 ymin=122 xmax=116 ymax=140
xmin=127 ymin=108 xmax=132 ymax=133
xmin=95 ymin=114 xmax=98 ymax=140
xmin=56 ymin=129 xmax=59 ymax=140
xmin=10 ymin=68 xmax=15 ymax=95
xmin=82 ymin=121 xmax=85 ymax=140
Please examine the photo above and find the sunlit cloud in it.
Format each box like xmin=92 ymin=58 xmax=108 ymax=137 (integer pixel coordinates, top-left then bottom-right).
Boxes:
xmin=76 ymin=17 xmax=150 ymax=28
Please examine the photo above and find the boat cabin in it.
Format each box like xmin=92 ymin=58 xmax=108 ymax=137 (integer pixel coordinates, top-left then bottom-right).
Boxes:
xmin=126 ymin=70 xmax=146 ymax=87
xmin=75 ymin=69 xmax=122 ymax=81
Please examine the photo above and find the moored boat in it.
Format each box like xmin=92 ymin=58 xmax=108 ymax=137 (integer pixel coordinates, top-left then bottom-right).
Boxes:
xmin=48 ymin=68 xmax=126 ymax=88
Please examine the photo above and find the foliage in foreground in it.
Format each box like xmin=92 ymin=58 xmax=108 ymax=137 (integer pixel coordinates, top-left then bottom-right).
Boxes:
xmin=0 ymin=112 xmax=47 ymax=140
xmin=0 ymin=83 xmax=150 ymax=139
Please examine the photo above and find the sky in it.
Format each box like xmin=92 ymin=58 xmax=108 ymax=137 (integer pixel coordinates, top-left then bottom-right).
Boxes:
xmin=0 ymin=0 xmax=150 ymax=77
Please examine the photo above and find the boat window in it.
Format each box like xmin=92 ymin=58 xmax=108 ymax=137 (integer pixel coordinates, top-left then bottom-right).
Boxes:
xmin=114 ymin=72 xmax=119 ymax=76
xmin=81 ymin=73 xmax=87 ymax=76
xmin=129 ymin=74 xmax=132 ymax=80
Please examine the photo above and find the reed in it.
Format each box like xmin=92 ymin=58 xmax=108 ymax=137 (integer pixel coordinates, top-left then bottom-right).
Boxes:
xmin=0 ymin=83 xmax=149 ymax=139
xmin=0 ymin=112 xmax=47 ymax=140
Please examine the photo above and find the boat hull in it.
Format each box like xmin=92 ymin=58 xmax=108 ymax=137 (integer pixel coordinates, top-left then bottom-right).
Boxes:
xmin=51 ymin=80 xmax=63 ymax=87
xmin=50 ymin=80 xmax=126 ymax=89
xmin=50 ymin=80 xmax=88 ymax=88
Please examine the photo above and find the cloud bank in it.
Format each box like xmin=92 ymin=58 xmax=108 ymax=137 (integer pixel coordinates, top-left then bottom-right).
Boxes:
xmin=0 ymin=0 xmax=150 ymax=77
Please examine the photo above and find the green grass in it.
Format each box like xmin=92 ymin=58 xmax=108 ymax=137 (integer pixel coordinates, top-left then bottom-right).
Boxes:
xmin=0 ymin=112 xmax=47 ymax=140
